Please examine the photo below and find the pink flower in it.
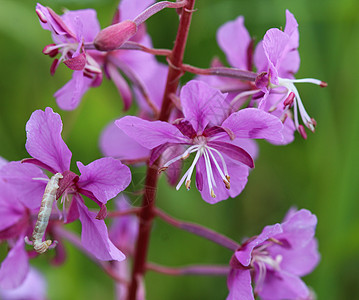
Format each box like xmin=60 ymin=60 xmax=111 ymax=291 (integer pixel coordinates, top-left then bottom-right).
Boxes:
xmin=227 ymin=209 xmax=320 ymax=300
xmin=116 ymin=80 xmax=283 ymax=203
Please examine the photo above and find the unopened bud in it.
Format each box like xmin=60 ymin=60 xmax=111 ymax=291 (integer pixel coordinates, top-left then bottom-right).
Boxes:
xmin=94 ymin=20 xmax=137 ymax=51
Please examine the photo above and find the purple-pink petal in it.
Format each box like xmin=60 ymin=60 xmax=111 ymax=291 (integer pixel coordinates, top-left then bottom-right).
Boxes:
xmin=181 ymin=81 xmax=228 ymax=132
xmin=54 ymin=71 xmax=93 ymax=110
xmin=116 ymin=116 xmax=187 ymax=149
xmin=270 ymin=238 xmax=320 ymax=277
xmin=25 ymin=107 xmax=72 ymax=173
xmin=235 ymin=224 xmax=283 ymax=266
xmin=119 ymin=0 xmax=155 ymax=21
xmin=227 ymin=268 xmax=254 ymax=300
xmin=208 ymin=141 xmax=254 ymax=168
xmin=61 ymin=9 xmax=101 ymax=42
xmin=0 ymin=237 xmax=29 ymax=289
xmin=217 ymin=16 xmax=251 ymax=70
xmin=100 ymin=121 xmax=149 ymax=160
xmin=106 ymin=63 xmax=133 ymax=111
xmin=222 ymin=108 xmax=284 ymax=142
xmin=0 ymin=268 xmax=47 ymax=300
xmin=77 ymin=157 xmax=131 ymax=204
xmin=196 ymin=155 xmax=249 ymax=203
xmin=258 ymin=270 xmax=310 ymax=300
xmin=0 ymin=181 xmax=25 ymax=231
xmin=278 ymin=209 xmax=318 ymax=249
xmin=77 ymin=199 xmax=126 ymax=261
xmin=0 ymin=162 xmax=48 ymax=210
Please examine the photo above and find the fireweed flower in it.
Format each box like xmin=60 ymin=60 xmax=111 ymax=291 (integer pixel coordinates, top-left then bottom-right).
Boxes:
xmin=36 ymin=3 xmax=103 ymax=110
xmin=0 ymin=107 xmax=131 ymax=262
xmin=116 ymin=80 xmax=283 ymax=203
xmin=227 ymin=208 xmax=320 ymax=300
xmin=254 ymin=10 xmax=327 ymax=139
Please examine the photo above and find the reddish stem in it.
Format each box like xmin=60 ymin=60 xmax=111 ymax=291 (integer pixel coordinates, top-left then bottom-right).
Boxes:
xmin=155 ymin=208 xmax=240 ymax=251
xmin=180 ymin=63 xmax=258 ymax=81
xmin=127 ymin=1 xmax=196 ymax=299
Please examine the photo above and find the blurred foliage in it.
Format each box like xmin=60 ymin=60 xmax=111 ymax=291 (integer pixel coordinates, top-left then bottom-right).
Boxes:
xmin=0 ymin=0 xmax=358 ymax=299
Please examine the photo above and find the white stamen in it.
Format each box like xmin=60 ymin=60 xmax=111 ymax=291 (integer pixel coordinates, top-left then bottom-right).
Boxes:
xmin=207 ymin=148 xmax=230 ymax=189
xmin=207 ymin=146 xmax=229 ymax=177
xmin=230 ymin=89 xmax=260 ymax=107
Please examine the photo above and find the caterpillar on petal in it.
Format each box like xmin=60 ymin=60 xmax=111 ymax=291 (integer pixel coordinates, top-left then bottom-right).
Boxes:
xmin=32 ymin=172 xmax=63 ymax=254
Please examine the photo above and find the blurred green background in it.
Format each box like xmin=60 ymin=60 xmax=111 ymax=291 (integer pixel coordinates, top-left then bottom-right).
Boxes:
xmin=0 ymin=0 xmax=358 ymax=299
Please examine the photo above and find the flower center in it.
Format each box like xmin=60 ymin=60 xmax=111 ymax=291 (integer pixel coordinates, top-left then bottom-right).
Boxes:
xmin=159 ymin=135 xmax=231 ymax=198
xmin=251 ymin=243 xmax=283 ymax=294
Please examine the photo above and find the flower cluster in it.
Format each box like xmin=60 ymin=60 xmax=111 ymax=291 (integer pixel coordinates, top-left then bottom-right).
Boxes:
xmin=0 ymin=1 xmax=325 ymax=299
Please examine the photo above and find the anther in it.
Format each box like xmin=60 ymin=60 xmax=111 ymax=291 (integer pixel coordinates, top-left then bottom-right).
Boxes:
xmin=210 ymin=189 xmax=216 ymax=198
xmin=298 ymin=125 xmax=307 ymax=139
xmin=320 ymin=81 xmax=328 ymax=88
xmin=283 ymin=92 xmax=295 ymax=108
xmin=185 ymin=180 xmax=191 ymax=190
xmin=158 ymin=166 xmax=168 ymax=174
xmin=223 ymin=179 xmax=230 ymax=189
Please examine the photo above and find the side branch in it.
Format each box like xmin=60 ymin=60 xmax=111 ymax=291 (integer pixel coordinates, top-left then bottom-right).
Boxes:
xmin=155 ymin=208 xmax=240 ymax=251
xmin=147 ymin=262 xmax=230 ymax=276
xmin=181 ymin=63 xmax=258 ymax=81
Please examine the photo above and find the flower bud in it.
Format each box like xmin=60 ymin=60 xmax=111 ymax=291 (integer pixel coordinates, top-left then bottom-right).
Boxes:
xmin=94 ymin=20 xmax=137 ymax=51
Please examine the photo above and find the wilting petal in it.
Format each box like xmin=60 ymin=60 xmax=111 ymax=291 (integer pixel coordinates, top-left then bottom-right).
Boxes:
xmin=0 ymin=237 xmax=29 ymax=289
xmin=54 ymin=71 xmax=92 ymax=110
xmin=222 ymin=108 xmax=284 ymax=143
xmin=235 ymin=224 xmax=283 ymax=266
xmin=116 ymin=116 xmax=187 ymax=149
xmin=77 ymin=157 xmax=131 ymax=204
xmin=217 ymin=16 xmax=251 ymax=70
xmin=0 ymin=162 xmax=47 ymax=210
xmin=25 ymin=107 xmax=72 ymax=172
xmin=227 ymin=268 xmax=254 ymax=300
xmin=181 ymin=81 xmax=228 ymax=132
xmin=77 ymin=200 xmax=125 ymax=261
xmin=0 ymin=268 xmax=47 ymax=300
xmin=100 ymin=121 xmax=149 ymax=160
